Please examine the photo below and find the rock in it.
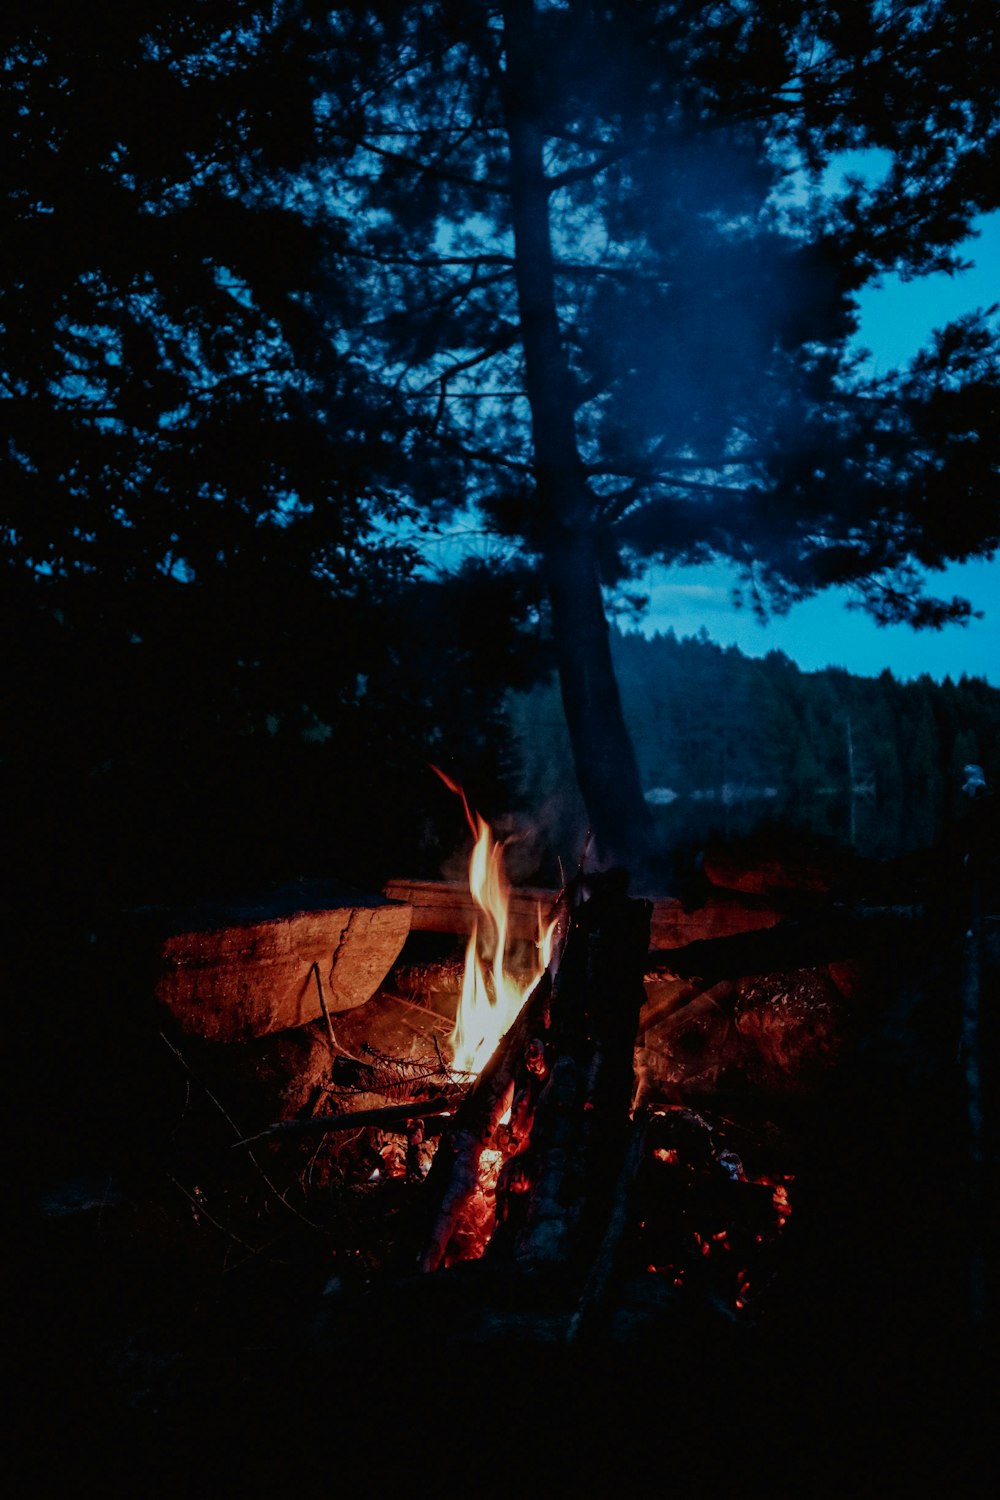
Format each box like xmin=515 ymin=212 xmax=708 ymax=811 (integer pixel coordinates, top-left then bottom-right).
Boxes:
xmin=150 ymin=880 xmax=411 ymax=1042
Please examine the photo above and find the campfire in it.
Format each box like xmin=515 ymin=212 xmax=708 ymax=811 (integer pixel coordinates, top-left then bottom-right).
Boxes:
xmin=114 ymin=781 xmax=990 ymax=1363
xmin=20 ymin=774 xmax=990 ymax=1498
xmin=147 ymin=784 xmax=819 ymax=1332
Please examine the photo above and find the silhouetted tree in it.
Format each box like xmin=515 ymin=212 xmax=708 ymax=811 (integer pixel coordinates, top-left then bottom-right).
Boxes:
xmin=301 ymin=0 xmax=999 ymax=866
xmin=5 ymin=3 xmax=999 ymax=883
xmin=0 ymin=3 xmax=534 ymax=902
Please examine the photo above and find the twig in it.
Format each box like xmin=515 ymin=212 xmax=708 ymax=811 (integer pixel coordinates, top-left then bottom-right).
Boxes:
xmin=380 ymin=991 xmax=455 ymax=1032
xmin=165 ymin=1173 xmax=256 ymax=1252
xmin=433 ymin=1035 xmax=451 ymax=1077
xmin=232 ymin=1093 xmax=465 ymax=1147
xmin=312 ymin=960 xmax=339 ymax=1056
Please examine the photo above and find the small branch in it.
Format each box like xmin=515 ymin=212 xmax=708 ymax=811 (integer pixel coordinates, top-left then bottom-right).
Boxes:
xmin=333 ymin=130 xmax=510 ymax=198
xmin=165 ymin=1173 xmax=256 ymax=1252
xmin=233 ymin=1094 xmax=464 ymax=1148
xmin=380 ymin=991 xmax=454 ymax=1033
xmin=547 ymin=142 xmax=633 ymax=191
xmin=312 ymin=960 xmax=338 ymax=1056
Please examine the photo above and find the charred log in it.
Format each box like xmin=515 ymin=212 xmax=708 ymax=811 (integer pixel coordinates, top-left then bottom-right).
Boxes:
xmin=490 ymin=871 xmax=652 ymax=1272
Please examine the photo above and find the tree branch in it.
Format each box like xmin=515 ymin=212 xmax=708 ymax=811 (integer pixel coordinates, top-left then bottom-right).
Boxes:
xmin=333 ymin=130 xmax=509 ymax=198
xmin=546 ymin=142 xmax=634 ymax=192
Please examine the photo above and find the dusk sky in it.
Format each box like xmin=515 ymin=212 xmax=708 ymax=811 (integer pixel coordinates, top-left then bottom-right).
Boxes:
xmin=638 ymin=211 xmax=1000 ymax=685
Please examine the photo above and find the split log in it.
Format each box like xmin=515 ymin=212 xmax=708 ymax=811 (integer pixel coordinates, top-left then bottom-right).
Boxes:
xmin=639 ymin=972 xmax=702 ymax=1032
xmin=146 ymin=880 xmax=411 ymax=1043
xmin=382 ymin=877 xmax=553 ymax=942
xmin=649 ymin=892 xmax=785 ymax=947
xmin=384 ymin=876 xmax=784 ymax=949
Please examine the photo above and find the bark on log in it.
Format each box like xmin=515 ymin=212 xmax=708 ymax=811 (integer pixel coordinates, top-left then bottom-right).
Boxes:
xmin=148 ymin=880 xmax=411 ymax=1042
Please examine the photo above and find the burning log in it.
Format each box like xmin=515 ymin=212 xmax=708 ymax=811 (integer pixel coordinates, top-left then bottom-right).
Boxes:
xmin=419 ymin=870 xmax=652 ymax=1278
xmin=417 ymin=969 xmax=553 ymax=1272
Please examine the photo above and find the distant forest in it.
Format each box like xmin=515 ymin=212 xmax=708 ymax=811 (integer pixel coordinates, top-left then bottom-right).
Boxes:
xmin=509 ymin=628 xmax=1000 ymax=866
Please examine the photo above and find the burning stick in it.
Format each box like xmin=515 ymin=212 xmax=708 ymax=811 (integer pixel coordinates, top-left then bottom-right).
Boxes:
xmin=417 ymin=773 xmax=561 ymax=1271
xmin=417 ymin=969 xmax=553 ymax=1272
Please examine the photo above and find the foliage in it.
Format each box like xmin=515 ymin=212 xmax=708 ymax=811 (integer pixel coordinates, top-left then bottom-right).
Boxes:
xmin=0 ymin=2 xmax=537 ymax=907
xmin=305 ymin=0 xmax=1000 ymax=624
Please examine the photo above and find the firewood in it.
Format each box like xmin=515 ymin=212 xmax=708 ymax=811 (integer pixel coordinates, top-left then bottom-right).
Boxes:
xmin=147 ymin=879 xmax=412 ymax=1042
xmin=384 ymin=876 xmax=784 ymax=948
xmin=701 ymin=846 xmax=849 ymax=897
xmin=417 ymin=970 xmax=554 ymax=1273
xmin=567 ymin=1111 xmax=654 ymax=1343
xmin=656 ymin=904 xmax=920 ymax=984
xmin=649 ymin=892 xmax=785 ymax=947
xmin=382 ymin=877 xmax=554 ymax=942
xmin=502 ymin=873 xmax=652 ymax=1272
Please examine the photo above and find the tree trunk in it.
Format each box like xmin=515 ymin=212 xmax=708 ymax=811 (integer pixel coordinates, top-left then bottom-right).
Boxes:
xmin=501 ymin=0 xmax=651 ymax=867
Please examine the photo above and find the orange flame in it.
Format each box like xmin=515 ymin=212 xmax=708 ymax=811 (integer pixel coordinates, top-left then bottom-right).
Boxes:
xmin=432 ymin=768 xmax=555 ymax=1077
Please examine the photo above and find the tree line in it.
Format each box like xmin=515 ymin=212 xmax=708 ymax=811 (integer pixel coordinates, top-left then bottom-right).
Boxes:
xmin=509 ymin=628 xmax=1000 ymax=867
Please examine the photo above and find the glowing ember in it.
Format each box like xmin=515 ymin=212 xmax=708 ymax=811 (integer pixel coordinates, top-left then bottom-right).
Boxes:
xmin=433 ymin=767 xmax=556 ymax=1077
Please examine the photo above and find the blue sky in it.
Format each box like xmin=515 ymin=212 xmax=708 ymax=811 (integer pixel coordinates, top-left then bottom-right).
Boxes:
xmin=639 ymin=212 xmax=1000 ymax=685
